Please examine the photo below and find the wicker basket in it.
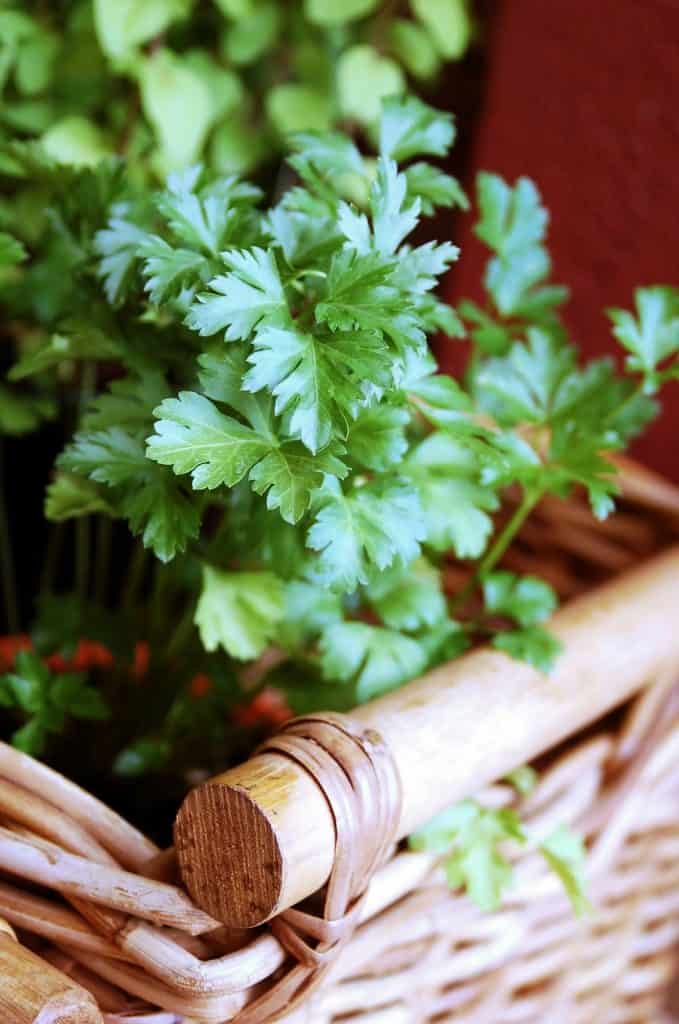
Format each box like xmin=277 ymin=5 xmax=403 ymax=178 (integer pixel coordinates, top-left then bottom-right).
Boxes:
xmin=0 ymin=457 xmax=677 ymax=1024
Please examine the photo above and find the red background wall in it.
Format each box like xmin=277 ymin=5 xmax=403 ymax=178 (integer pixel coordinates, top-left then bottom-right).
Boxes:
xmin=443 ymin=0 xmax=679 ymax=481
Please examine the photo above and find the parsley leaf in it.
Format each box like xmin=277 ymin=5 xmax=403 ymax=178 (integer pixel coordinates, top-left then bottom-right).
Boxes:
xmin=492 ymin=626 xmax=562 ymax=672
xmin=366 ymin=558 xmax=446 ymax=632
xmin=410 ymin=801 xmax=526 ymax=912
xmin=379 ymin=94 xmax=455 ymax=161
xmin=320 ymin=621 xmax=427 ymax=700
xmin=482 ymin=571 xmax=557 ymax=628
xmin=539 ymin=826 xmax=590 ymax=916
xmin=186 ymin=248 xmax=287 ymax=341
xmin=148 ymin=391 xmax=346 ymax=523
xmin=194 ymin=566 xmax=284 ymax=660
xmin=608 ymin=286 xmax=679 ymax=393
xmin=307 ymin=476 xmax=426 ymax=590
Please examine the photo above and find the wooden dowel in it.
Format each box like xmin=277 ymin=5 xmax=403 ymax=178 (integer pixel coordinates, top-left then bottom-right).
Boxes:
xmin=174 ymin=546 xmax=679 ymax=928
xmin=0 ymin=928 xmax=102 ymax=1023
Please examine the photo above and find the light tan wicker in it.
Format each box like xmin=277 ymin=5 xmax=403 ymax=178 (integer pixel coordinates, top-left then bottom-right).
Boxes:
xmin=0 ymin=458 xmax=677 ymax=1024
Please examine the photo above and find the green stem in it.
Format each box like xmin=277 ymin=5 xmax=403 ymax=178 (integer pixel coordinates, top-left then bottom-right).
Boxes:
xmin=94 ymin=517 xmax=113 ymax=605
xmin=39 ymin=522 xmax=65 ymax=595
xmin=450 ymin=487 xmax=544 ymax=614
xmin=75 ymin=518 xmax=89 ymax=600
xmin=122 ymin=543 xmax=148 ymax=609
xmin=0 ymin=445 xmax=19 ymax=633
xmin=166 ymin=600 xmax=196 ymax=660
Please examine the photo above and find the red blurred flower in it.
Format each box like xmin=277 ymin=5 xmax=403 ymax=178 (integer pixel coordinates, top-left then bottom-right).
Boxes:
xmin=132 ymin=641 xmax=151 ymax=680
xmin=0 ymin=635 xmax=31 ymax=672
xmin=46 ymin=639 xmax=114 ymax=673
xmin=189 ymin=673 xmax=213 ymax=699
xmin=231 ymin=687 xmax=293 ymax=728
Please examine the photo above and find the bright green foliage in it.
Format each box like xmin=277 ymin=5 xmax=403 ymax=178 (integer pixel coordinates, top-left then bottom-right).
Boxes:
xmin=410 ymin=800 xmax=526 ymax=912
xmin=0 ymin=231 xmax=26 ymax=266
xmin=0 ymin=0 xmax=469 ymax=193
xmin=366 ymin=559 xmax=446 ymax=632
xmin=492 ymin=626 xmax=563 ymax=673
xmin=539 ymin=825 xmax=590 ymax=916
xmin=320 ymin=621 xmax=427 ymax=701
xmin=410 ymin=0 xmax=472 ymax=60
xmin=474 ymin=328 xmax=656 ymax=517
xmin=0 ymin=92 xmax=674 ymax=919
xmin=410 ymin=799 xmax=589 ymax=915
xmin=505 ymin=764 xmax=537 ymax=796
xmin=0 ymin=651 xmax=109 ymax=755
xmin=194 ymin=566 xmax=284 ymax=659
xmin=482 ymin=571 xmax=557 ymax=628
xmin=608 ymin=286 xmax=679 ymax=394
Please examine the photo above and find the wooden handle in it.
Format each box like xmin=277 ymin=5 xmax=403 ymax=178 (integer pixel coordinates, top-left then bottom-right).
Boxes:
xmin=174 ymin=546 xmax=679 ymax=928
xmin=0 ymin=929 xmax=102 ymax=1023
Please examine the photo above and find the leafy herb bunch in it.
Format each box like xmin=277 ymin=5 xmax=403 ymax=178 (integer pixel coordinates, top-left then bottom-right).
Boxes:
xmin=3 ymin=93 xmax=679 ymax=778
xmin=2 ymin=92 xmax=678 ymax=909
xmin=0 ymin=0 xmax=471 ymax=183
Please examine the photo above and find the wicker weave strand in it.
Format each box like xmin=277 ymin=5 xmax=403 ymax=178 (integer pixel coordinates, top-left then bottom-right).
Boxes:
xmin=236 ymin=714 xmax=403 ymax=1023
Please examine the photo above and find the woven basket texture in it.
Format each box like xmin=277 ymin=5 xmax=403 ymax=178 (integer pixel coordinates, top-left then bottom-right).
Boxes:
xmin=0 ymin=461 xmax=677 ymax=1024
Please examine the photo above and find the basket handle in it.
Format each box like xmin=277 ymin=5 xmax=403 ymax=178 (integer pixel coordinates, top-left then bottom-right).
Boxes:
xmin=174 ymin=546 xmax=679 ymax=929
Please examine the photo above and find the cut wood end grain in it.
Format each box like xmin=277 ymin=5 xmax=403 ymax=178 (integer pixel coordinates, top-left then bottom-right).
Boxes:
xmin=175 ymin=779 xmax=284 ymax=928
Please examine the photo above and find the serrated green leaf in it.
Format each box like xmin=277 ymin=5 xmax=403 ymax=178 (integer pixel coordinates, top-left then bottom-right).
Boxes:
xmin=476 ymin=173 xmax=547 ymax=258
xmin=346 ymin=404 xmax=410 ymax=470
xmin=366 ymin=558 xmax=446 ymax=631
xmin=410 ymin=800 xmax=526 ymax=912
xmin=45 ymin=474 xmax=115 ymax=521
xmin=245 ymin=320 xmax=393 ymax=452
xmin=95 ymin=214 xmax=150 ymax=304
xmin=307 ymin=477 xmax=426 ymax=590
xmin=316 ymin=249 xmax=401 ymax=332
xmin=249 ymin=442 xmax=347 ymax=523
xmin=483 ymin=571 xmax=557 ymax=628
xmin=147 ymin=391 xmax=271 ymax=488
xmin=608 ymin=286 xmax=679 ymax=393
xmin=320 ymin=621 xmax=427 ymax=700
xmin=370 ymin=157 xmax=420 ymax=255
xmin=140 ymin=236 xmax=207 ymax=304
xmin=148 ymin=390 xmax=344 ymax=522
xmin=405 ymin=432 xmax=498 ymax=557
xmin=186 ymin=248 xmax=287 ymax=341
xmin=492 ymin=626 xmax=562 ymax=672
xmin=194 ymin=566 xmax=284 ymax=659
xmin=405 ymin=162 xmax=468 ymax=215
xmin=60 ymin=427 xmax=200 ymax=561
xmin=379 ymin=95 xmax=455 ymax=161
xmin=540 ymin=826 xmax=590 ymax=916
